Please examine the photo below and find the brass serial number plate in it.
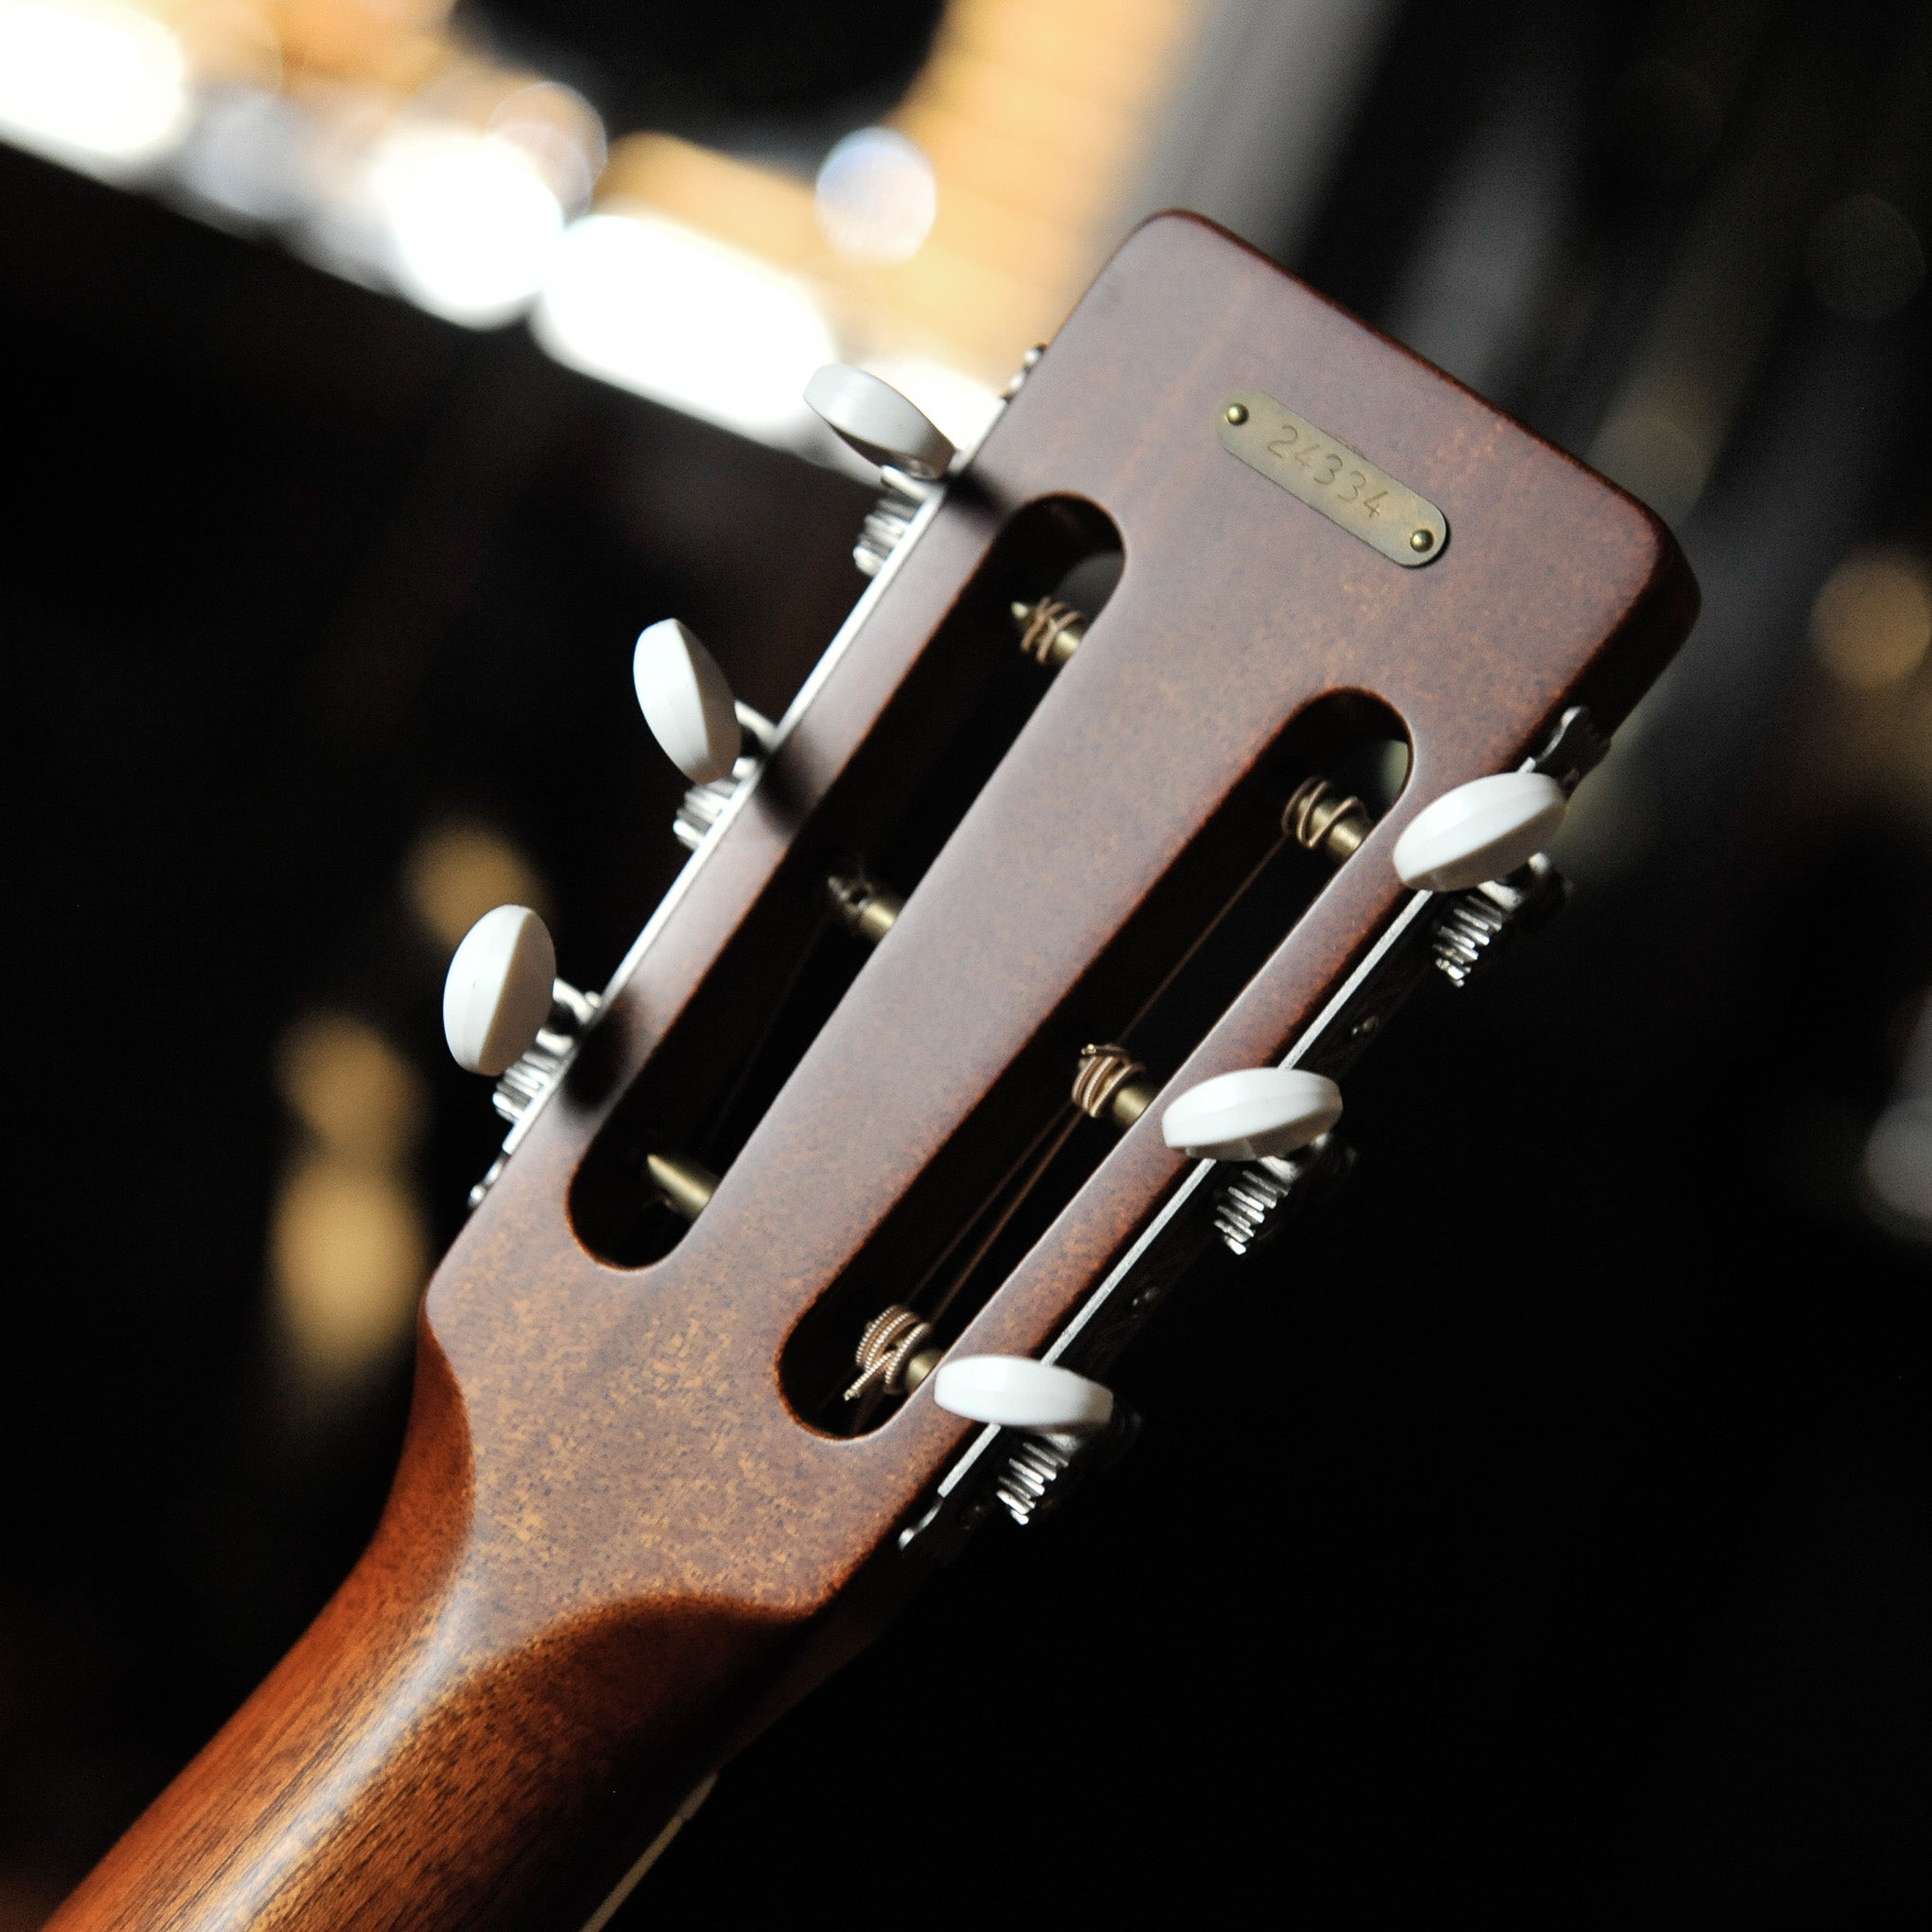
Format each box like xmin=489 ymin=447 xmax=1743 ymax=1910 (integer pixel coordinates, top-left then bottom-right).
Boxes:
xmin=1216 ymin=390 xmax=1448 ymax=568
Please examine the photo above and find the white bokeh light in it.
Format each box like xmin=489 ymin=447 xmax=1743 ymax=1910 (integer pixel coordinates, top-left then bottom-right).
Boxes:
xmin=533 ymin=212 xmax=837 ymax=442
xmin=173 ymin=86 xmax=308 ymax=225
xmin=370 ymin=127 xmax=565 ymax=329
xmin=0 ymin=0 xmax=189 ymax=178
xmin=487 ymin=81 xmax=605 ymax=215
xmin=814 ymin=127 xmax=937 ymax=265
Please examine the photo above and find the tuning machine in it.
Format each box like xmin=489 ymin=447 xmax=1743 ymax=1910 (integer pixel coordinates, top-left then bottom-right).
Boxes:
xmin=806 ymin=365 xmax=956 ymax=481
xmin=635 ymin=618 xmax=916 ymax=957
xmin=804 ymin=365 xmax=957 ymax=579
xmin=1162 ymin=1065 xmax=1353 ymax=1256
xmin=931 ymin=1355 xmax=1136 ymax=1528
xmin=850 ymin=474 xmax=932 ymax=579
xmin=443 ymin=905 xmax=599 ymax=1114
xmin=440 ymin=906 xmax=716 ymax=1226
xmin=632 ymin=619 xmax=777 ymax=853
xmin=932 ymin=1353 xmax=1112 ymax=1430
xmin=1160 ymin=1066 xmax=1344 ymax=1161
xmin=1394 ymin=770 xmax=1567 ymax=894
xmin=1208 ymin=1131 xmax=1355 ymax=1257
xmin=1396 ymin=706 xmax=1607 ymax=987
xmin=1072 ymin=1051 xmax=1353 ymax=1259
xmin=1427 ymin=853 xmax=1569 ymax=987
xmin=1073 ymin=1051 xmax=1348 ymax=1164
xmin=809 ymin=355 xmax=1090 ymax=639
xmin=443 ymin=906 xmax=603 ymax=1207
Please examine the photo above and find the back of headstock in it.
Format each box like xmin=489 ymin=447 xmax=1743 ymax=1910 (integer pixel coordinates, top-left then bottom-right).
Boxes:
xmin=51 ymin=213 xmax=1696 ymax=1932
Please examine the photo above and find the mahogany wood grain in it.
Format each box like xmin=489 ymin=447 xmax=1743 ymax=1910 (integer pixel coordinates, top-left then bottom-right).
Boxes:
xmin=50 ymin=214 xmax=1696 ymax=1931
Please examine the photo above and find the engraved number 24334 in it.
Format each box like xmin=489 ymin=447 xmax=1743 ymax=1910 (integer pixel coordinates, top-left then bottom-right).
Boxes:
xmin=1266 ymin=424 xmax=1386 ymax=517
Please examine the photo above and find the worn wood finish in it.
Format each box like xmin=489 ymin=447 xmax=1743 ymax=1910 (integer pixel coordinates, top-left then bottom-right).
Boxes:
xmin=51 ymin=215 xmax=1696 ymax=1931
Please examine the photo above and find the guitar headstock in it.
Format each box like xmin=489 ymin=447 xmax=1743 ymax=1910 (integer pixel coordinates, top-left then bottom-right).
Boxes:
xmin=438 ymin=213 xmax=1690 ymax=1579
xmin=54 ymin=211 xmax=1696 ymax=1932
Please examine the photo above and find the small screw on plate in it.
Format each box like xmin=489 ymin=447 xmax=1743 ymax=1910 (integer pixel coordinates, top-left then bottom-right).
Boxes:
xmin=1409 ymin=528 xmax=1435 ymax=554
xmin=1225 ymin=402 xmax=1248 ymax=424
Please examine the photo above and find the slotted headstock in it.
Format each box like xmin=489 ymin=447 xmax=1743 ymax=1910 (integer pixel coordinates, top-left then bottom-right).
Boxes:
xmin=52 ymin=215 xmax=1696 ymax=1932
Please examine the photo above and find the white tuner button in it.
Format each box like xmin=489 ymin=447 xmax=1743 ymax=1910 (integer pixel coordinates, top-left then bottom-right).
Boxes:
xmin=634 ymin=619 xmax=742 ymax=785
xmin=1392 ymin=771 xmax=1567 ymax=893
xmin=443 ymin=905 xmax=557 ymax=1076
xmin=1161 ymin=1066 xmax=1343 ymax=1162
xmin=932 ymin=1356 xmax=1115 ymax=1432
xmin=804 ymin=365 xmax=955 ymax=481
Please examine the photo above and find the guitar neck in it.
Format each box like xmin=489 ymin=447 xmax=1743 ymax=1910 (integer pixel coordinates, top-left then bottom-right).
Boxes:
xmin=47 ymin=1342 xmax=787 ymax=1931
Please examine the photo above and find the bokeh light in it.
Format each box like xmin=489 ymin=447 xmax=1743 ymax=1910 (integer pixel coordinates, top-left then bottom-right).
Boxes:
xmin=1810 ymin=548 xmax=1932 ymax=689
xmin=0 ymin=0 xmax=1203 ymax=446
xmin=173 ymin=84 xmax=307 ymax=224
xmin=270 ymin=1153 xmax=429 ymax=1378
xmin=0 ymin=0 xmax=189 ymax=177
xmin=404 ymin=820 xmax=548 ymax=952
xmin=275 ymin=1013 xmax=426 ymax=1168
xmin=814 ymin=126 xmax=938 ymax=265
xmin=488 ymin=80 xmax=604 ymax=214
xmin=533 ymin=212 xmax=838 ymax=441
xmin=369 ymin=125 xmax=565 ymax=328
xmin=270 ymin=1011 xmax=431 ymax=1385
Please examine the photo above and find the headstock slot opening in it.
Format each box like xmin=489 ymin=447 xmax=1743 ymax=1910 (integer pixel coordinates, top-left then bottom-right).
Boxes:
xmin=1120 ymin=695 xmax=1407 ymax=1088
xmin=567 ymin=497 xmax=1124 ymax=1268
xmin=778 ymin=690 xmax=1411 ymax=1436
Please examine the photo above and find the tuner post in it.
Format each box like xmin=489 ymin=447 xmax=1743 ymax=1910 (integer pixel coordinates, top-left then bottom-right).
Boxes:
xmin=1282 ymin=777 xmax=1372 ymax=866
xmin=1072 ymin=1044 xmax=1157 ymax=1130
xmin=646 ymin=1151 xmax=719 ymax=1223
xmin=1010 ymin=596 xmax=1087 ymax=669
xmin=825 ymin=871 xmax=904 ymax=944
xmin=846 ymin=1305 xmax=939 ymax=1404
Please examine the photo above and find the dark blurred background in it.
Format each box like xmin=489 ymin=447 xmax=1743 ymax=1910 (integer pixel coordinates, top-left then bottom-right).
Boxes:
xmin=4 ymin=0 xmax=1931 ymax=1923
